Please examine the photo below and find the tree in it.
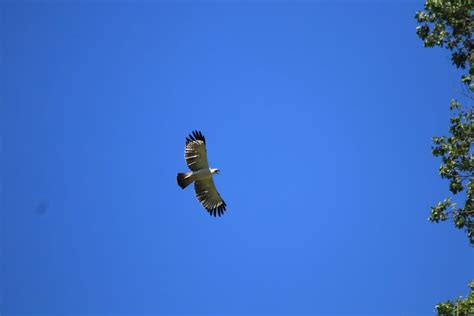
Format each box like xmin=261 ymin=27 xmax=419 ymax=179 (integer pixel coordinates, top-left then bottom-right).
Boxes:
xmin=415 ymin=0 xmax=474 ymax=245
xmin=415 ymin=0 xmax=473 ymax=85
xmin=415 ymin=1 xmax=473 ymax=314
xmin=430 ymin=102 xmax=474 ymax=245
xmin=435 ymin=281 xmax=474 ymax=315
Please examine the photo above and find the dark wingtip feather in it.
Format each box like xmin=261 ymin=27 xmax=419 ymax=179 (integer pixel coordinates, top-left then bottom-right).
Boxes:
xmin=186 ymin=131 xmax=206 ymax=144
xmin=190 ymin=130 xmax=206 ymax=143
xmin=205 ymin=202 xmax=227 ymax=217
xmin=197 ymin=131 xmax=205 ymax=143
xmin=216 ymin=203 xmax=226 ymax=217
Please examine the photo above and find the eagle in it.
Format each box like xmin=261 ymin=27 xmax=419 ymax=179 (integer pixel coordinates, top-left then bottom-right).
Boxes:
xmin=177 ymin=131 xmax=227 ymax=217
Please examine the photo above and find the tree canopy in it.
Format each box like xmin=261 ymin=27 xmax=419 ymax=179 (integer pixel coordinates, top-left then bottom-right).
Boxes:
xmin=415 ymin=0 xmax=473 ymax=314
xmin=415 ymin=0 xmax=474 ymax=245
xmin=415 ymin=0 xmax=473 ymax=85
xmin=435 ymin=281 xmax=474 ymax=315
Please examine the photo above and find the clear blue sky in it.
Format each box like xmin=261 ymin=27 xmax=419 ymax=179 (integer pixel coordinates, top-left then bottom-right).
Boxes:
xmin=1 ymin=2 xmax=473 ymax=315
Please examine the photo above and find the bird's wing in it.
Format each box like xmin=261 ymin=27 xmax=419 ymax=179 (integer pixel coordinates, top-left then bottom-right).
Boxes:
xmin=194 ymin=178 xmax=227 ymax=217
xmin=185 ymin=130 xmax=209 ymax=171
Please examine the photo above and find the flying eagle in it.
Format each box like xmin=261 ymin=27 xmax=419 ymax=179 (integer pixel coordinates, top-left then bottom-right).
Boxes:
xmin=177 ymin=131 xmax=227 ymax=217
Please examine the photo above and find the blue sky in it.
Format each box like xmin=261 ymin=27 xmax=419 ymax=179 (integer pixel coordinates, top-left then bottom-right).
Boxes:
xmin=1 ymin=2 xmax=473 ymax=315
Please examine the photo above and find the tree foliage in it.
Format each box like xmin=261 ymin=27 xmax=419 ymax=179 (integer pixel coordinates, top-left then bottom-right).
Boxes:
xmin=430 ymin=101 xmax=474 ymax=245
xmin=415 ymin=1 xmax=474 ymax=314
xmin=415 ymin=0 xmax=474 ymax=246
xmin=415 ymin=0 xmax=473 ymax=85
xmin=435 ymin=281 xmax=474 ymax=315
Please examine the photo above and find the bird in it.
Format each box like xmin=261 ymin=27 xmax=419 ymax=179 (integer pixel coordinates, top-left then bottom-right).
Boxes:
xmin=177 ymin=130 xmax=227 ymax=217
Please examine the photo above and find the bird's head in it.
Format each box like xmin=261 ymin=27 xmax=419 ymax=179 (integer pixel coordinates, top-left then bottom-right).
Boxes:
xmin=211 ymin=168 xmax=220 ymax=175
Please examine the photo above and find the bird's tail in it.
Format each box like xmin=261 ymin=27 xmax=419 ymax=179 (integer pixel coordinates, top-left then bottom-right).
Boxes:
xmin=177 ymin=172 xmax=193 ymax=189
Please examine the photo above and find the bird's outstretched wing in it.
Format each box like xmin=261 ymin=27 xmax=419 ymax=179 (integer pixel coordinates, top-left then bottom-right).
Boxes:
xmin=194 ymin=178 xmax=227 ymax=217
xmin=185 ymin=131 xmax=209 ymax=171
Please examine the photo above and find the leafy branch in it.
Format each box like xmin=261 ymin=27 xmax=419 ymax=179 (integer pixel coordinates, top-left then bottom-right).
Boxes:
xmin=435 ymin=281 xmax=474 ymax=315
xmin=415 ymin=0 xmax=474 ymax=245
xmin=430 ymin=101 xmax=474 ymax=244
